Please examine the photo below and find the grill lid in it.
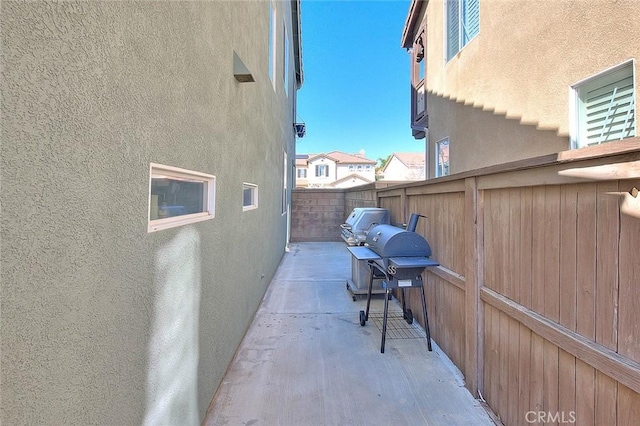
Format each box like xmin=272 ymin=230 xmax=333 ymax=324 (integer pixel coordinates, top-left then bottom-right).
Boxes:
xmin=365 ymin=224 xmax=432 ymax=258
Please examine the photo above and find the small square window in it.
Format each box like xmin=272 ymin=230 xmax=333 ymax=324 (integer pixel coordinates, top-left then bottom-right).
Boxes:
xmin=435 ymin=138 xmax=450 ymax=177
xmin=243 ymin=183 xmax=258 ymax=211
xmin=148 ymin=163 xmax=215 ymax=232
xmin=297 ymin=168 xmax=307 ymax=178
xmin=572 ymin=61 xmax=636 ymax=148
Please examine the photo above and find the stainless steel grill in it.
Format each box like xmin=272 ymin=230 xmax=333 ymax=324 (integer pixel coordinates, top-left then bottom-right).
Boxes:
xmin=347 ymin=214 xmax=438 ymax=353
xmin=340 ymin=208 xmax=390 ymax=246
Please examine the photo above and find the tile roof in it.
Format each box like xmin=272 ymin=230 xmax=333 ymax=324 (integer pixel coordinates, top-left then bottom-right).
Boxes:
xmin=305 ymin=151 xmax=376 ymax=164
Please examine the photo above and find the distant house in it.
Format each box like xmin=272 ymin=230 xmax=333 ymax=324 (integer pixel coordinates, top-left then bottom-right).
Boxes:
xmin=295 ymin=151 xmax=376 ymax=188
xmin=401 ymin=0 xmax=638 ymax=178
xmin=379 ymin=152 xmax=426 ymax=181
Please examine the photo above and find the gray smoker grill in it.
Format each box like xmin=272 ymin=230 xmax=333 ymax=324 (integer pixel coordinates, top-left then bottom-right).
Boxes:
xmin=347 ymin=215 xmax=438 ymax=353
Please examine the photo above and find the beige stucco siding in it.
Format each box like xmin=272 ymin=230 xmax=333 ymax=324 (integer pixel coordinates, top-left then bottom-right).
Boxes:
xmin=427 ymin=0 xmax=640 ymax=135
xmin=428 ymin=94 xmax=568 ymax=174
xmin=1 ymin=1 xmax=299 ymax=424
xmin=413 ymin=0 xmax=640 ymax=175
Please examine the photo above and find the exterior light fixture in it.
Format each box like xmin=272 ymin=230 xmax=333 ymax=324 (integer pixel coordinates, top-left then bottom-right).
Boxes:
xmin=233 ymin=51 xmax=255 ymax=83
xmin=294 ymin=123 xmax=306 ymax=138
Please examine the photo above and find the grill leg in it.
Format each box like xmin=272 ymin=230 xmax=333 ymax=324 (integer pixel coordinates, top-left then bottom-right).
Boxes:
xmin=420 ymin=285 xmax=432 ymax=351
xmin=381 ymin=286 xmax=390 ymax=353
xmin=364 ymin=264 xmax=374 ymax=321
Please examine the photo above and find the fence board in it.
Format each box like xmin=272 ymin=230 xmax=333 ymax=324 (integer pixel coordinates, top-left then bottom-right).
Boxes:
xmin=519 ymin=187 xmax=533 ymax=310
xmin=506 ymin=317 xmax=520 ymax=426
xmin=576 ymin=184 xmax=596 ymax=341
xmin=595 ymin=371 xmax=617 ymax=425
xmin=575 ymin=360 xmax=595 ymax=425
xmin=618 ymin=383 xmax=640 ymax=425
xmin=517 ymin=324 xmax=531 ymax=423
xmin=557 ymin=349 xmax=576 ymax=422
xmin=618 ymin=179 xmax=640 ymax=364
xmin=559 ymin=185 xmax=577 ymax=331
xmin=595 ymin=181 xmax=620 ymax=351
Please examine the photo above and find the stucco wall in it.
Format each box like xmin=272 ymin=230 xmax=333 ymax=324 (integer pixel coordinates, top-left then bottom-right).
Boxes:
xmin=410 ymin=0 xmax=640 ymax=176
xmin=428 ymin=95 xmax=568 ymax=174
xmin=424 ymin=0 xmax=640 ymax=135
xmin=1 ymin=1 xmax=298 ymax=424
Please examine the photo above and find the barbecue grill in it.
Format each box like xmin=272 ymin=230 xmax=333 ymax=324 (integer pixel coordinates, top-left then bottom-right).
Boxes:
xmin=347 ymin=214 xmax=438 ymax=353
xmin=340 ymin=208 xmax=390 ymax=246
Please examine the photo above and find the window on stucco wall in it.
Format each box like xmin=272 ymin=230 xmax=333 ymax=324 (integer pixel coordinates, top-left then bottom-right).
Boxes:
xmin=148 ymin=163 xmax=216 ymax=232
xmin=445 ymin=0 xmax=479 ymax=61
xmin=571 ymin=60 xmax=636 ymax=148
xmin=435 ymin=138 xmax=450 ymax=177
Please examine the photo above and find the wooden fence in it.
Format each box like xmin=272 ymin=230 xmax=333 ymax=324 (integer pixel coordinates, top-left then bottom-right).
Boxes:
xmin=347 ymin=140 xmax=640 ymax=425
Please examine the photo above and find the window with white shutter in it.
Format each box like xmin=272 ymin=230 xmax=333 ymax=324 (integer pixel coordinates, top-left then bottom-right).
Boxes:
xmin=446 ymin=0 xmax=479 ymax=62
xmin=572 ymin=61 xmax=636 ymax=148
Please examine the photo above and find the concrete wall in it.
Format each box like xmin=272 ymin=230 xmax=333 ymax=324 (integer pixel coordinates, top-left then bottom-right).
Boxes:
xmin=291 ymin=183 xmax=403 ymax=242
xmin=290 ymin=189 xmax=345 ymax=242
xmin=1 ymin=1 xmax=300 ymax=424
xmin=406 ymin=0 xmax=640 ymax=176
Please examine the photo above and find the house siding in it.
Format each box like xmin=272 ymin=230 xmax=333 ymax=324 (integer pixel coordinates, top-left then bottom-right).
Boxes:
xmin=1 ymin=1 xmax=301 ymax=424
xmin=406 ymin=0 xmax=640 ymax=176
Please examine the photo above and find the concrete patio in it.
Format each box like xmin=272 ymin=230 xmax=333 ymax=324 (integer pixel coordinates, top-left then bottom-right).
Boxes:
xmin=204 ymin=242 xmax=496 ymax=426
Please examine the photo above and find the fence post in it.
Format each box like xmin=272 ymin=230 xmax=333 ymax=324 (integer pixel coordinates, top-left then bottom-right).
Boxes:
xmin=465 ymin=177 xmax=484 ymax=397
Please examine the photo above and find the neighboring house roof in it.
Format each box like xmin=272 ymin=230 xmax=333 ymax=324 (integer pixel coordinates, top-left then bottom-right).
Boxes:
xmin=306 ymin=151 xmax=376 ymax=165
xmin=295 ymin=157 xmax=308 ymax=167
xmin=382 ymin=152 xmax=425 ymax=173
xmin=330 ymin=173 xmax=374 ymax=187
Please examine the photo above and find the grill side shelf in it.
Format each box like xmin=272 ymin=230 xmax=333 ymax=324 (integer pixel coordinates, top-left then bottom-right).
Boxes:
xmin=346 ymin=246 xmax=381 ymax=261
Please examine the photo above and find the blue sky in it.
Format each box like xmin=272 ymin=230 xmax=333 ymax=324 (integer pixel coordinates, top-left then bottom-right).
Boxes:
xmin=296 ymin=0 xmax=424 ymax=163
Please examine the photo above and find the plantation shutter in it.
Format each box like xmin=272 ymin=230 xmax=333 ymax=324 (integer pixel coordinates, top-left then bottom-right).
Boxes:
xmin=581 ymin=64 xmax=636 ymax=146
xmin=446 ymin=0 xmax=459 ymax=61
xmin=463 ymin=0 xmax=480 ymax=43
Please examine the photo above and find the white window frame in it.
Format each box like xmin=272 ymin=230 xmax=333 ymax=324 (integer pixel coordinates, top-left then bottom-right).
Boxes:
xmin=445 ymin=0 xmax=480 ymax=62
xmin=242 ymin=182 xmax=259 ymax=211
xmin=148 ymin=163 xmax=216 ymax=233
xmin=570 ymin=60 xmax=636 ymax=149
xmin=297 ymin=168 xmax=307 ymax=178
xmin=435 ymin=138 xmax=450 ymax=177
xmin=282 ymin=152 xmax=288 ymax=215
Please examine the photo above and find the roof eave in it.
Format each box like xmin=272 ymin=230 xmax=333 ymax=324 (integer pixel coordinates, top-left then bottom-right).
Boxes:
xmin=291 ymin=0 xmax=304 ymax=88
xmin=401 ymin=0 xmax=424 ymax=49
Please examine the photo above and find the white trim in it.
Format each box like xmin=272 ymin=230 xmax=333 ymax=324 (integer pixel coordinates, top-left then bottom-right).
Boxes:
xmin=148 ymin=163 xmax=216 ymax=233
xmin=242 ymin=182 xmax=259 ymax=211
xmin=435 ymin=137 xmax=450 ymax=177
xmin=570 ymin=59 xmax=636 ymax=149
